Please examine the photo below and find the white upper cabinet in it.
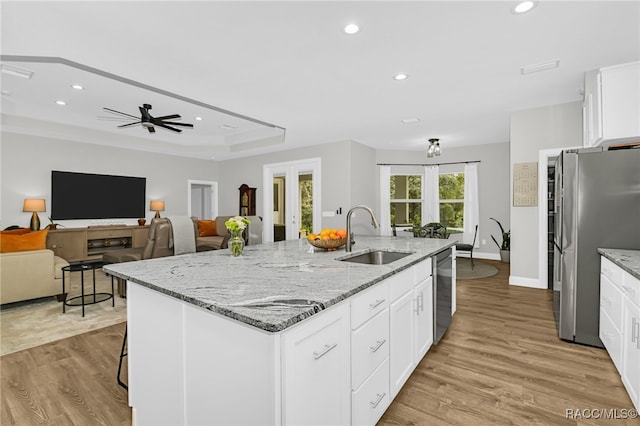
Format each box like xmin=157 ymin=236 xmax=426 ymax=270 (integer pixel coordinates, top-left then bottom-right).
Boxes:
xmin=584 ymin=61 xmax=640 ymax=147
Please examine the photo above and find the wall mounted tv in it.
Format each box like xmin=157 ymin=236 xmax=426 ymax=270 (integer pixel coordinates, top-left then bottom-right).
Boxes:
xmin=51 ymin=171 xmax=146 ymax=220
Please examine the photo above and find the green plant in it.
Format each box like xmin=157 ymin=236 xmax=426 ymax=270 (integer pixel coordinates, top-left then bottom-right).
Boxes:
xmin=490 ymin=217 xmax=510 ymax=251
xmin=45 ymin=216 xmax=64 ymax=230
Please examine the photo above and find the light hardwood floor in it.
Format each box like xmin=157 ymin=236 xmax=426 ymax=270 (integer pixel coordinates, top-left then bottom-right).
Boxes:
xmin=1 ymin=260 xmax=637 ymax=425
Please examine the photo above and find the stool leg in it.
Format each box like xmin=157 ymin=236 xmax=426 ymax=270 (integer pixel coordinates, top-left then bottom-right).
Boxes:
xmin=117 ymin=324 xmax=128 ymax=390
xmin=111 ymin=275 xmax=115 ymax=307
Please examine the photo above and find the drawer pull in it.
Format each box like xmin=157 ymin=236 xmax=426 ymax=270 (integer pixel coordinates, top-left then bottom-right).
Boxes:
xmin=313 ymin=343 xmax=337 ymax=360
xmin=632 ymin=318 xmax=639 ymax=347
xmin=370 ymin=339 xmax=386 ymax=353
xmin=602 ymin=296 xmax=612 ymax=304
xmin=621 ymin=285 xmax=636 ymax=295
xmin=370 ymin=392 xmax=386 ymax=409
xmin=369 ymin=299 xmax=385 ymax=309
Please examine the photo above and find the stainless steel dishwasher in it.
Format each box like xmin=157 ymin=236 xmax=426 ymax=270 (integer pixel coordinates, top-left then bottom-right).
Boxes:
xmin=433 ymin=247 xmax=453 ymax=344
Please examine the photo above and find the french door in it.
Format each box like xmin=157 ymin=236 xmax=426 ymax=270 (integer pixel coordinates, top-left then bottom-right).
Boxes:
xmin=262 ymin=158 xmax=321 ymax=242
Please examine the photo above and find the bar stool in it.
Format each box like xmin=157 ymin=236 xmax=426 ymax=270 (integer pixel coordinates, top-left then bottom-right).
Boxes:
xmin=117 ymin=324 xmax=128 ymax=390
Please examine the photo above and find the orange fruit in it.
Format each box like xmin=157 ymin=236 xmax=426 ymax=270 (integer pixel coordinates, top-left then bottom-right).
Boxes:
xmin=336 ymin=229 xmax=347 ymax=238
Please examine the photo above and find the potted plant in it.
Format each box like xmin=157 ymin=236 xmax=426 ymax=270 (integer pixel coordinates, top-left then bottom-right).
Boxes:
xmin=490 ymin=217 xmax=510 ymax=263
xmin=45 ymin=217 xmax=63 ymax=230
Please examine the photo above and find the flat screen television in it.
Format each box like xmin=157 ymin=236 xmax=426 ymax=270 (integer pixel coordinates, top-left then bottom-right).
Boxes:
xmin=51 ymin=171 xmax=146 ymax=220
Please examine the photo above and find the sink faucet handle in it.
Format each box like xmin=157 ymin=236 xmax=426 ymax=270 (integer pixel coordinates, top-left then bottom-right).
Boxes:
xmin=350 ymin=232 xmax=355 ymax=246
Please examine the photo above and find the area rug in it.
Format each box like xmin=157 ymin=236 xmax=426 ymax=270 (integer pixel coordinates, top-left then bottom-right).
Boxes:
xmin=456 ymin=258 xmax=499 ymax=280
xmin=0 ymin=270 xmax=127 ymax=356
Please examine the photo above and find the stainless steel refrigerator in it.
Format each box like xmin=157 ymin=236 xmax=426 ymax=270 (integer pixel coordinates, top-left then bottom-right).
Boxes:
xmin=554 ymin=147 xmax=640 ymax=347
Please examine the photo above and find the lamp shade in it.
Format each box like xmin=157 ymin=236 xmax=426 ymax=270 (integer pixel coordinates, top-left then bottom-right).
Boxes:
xmin=150 ymin=200 xmax=165 ymax=212
xmin=23 ymin=198 xmax=46 ymax=212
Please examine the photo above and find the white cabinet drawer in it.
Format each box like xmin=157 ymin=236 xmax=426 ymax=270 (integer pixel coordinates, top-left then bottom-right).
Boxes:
xmin=351 ymin=358 xmax=389 ymax=426
xmin=601 ymin=257 xmax=623 ymax=286
xmin=600 ymin=307 xmax=623 ymax=373
xmin=351 ymin=281 xmax=389 ymax=329
xmin=622 ymin=271 xmax=640 ymax=308
xmin=351 ymin=309 xmax=389 ymax=389
xmin=414 ymin=258 xmax=432 ymax=283
xmin=601 ymin=273 xmax=624 ymax=331
xmin=388 ymin=266 xmax=416 ymax=301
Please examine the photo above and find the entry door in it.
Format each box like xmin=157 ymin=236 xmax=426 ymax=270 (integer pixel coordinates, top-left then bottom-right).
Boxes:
xmin=263 ymin=158 xmax=321 ymax=243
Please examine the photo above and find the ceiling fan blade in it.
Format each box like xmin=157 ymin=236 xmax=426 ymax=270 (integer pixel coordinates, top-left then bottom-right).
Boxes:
xmin=153 ymin=114 xmax=181 ymax=121
xmin=160 ymin=121 xmax=194 ymax=128
xmin=97 ymin=116 xmax=134 ymax=122
xmin=103 ymin=107 xmax=139 ymax=119
xmin=155 ymin=122 xmax=182 ymax=133
xmin=147 ymin=126 xmax=156 ymax=133
xmin=117 ymin=121 xmax=142 ymax=128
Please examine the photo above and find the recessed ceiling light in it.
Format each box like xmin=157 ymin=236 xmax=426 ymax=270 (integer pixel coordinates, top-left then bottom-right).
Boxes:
xmin=70 ymin=84 xmax=84 ymax=90
xmin=55 ymin=100 xmax=66 ymax=106
xmin=344 ymin=23 xmax=359 ymax=35
xmin=220 ymin=124 xmax=238 ymax=130
xmin=195 ymin=116 xmax=203 ymax=121
xmin=520 ymin=59 xmax=560 ymax=75
xmin=1 ymin=64 xmax=33 ymax=79
xmin=401 ymin=118 xmax=420 ymax=124
xmin=393 ymin=73 xmax=408 ymax=81
xmin=513 ymin=1 xmax=536 ymax=14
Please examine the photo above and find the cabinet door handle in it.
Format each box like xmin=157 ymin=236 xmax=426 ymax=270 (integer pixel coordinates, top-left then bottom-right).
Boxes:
xmin=602 ymin=296 xmax=612 ymax=305
xmin=370 ymin=392 xmax=386 ymax=409
xmin=414 ymin=297 xmax=420 ymax=315
xmin=632 ymin=318 xmax=640 ymax=348
xmin=370 ymin=339 xmax=386 ymax=353
xmin=369 ymin=299 xmax=385 ymax=309
xmin=313 ymin=343 xmax=337 ymax=360
xmin=419 ymin=293 xmax=424 ymax=312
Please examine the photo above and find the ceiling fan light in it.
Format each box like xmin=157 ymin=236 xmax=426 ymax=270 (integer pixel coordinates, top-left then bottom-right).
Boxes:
xmin=435 ymin=142 xmax=441 ymax=156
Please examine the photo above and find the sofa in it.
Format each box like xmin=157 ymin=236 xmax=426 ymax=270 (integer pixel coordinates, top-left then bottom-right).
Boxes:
xmin=0 ymin=249 xmax=69 ymax=305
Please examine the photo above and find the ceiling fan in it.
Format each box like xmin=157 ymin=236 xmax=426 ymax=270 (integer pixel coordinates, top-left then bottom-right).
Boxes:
xmin=103 ymin=103 xmax=193 ymax=133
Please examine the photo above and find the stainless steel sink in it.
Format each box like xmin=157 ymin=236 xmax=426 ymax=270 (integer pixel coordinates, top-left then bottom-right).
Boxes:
xmin=339 ymin=250 xmax=412 ymax=265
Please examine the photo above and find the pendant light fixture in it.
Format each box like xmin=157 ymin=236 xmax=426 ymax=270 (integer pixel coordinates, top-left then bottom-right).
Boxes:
xmin=427 ymin=138 xmax=441 ymax=158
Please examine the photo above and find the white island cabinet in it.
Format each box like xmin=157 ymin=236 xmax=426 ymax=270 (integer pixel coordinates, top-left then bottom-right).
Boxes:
xmin=599 ymin=251 xmax=640 ymax=412
xmin=107 ymin=236 xmax=455 ymax=425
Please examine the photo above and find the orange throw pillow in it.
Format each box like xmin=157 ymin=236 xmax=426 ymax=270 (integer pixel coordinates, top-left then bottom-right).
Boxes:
xmin=1 ymin=228 xmax=30 ymax=235
xmin=198 ymin=220 xmax=217 ymax=237
xmin=0 ymin=229 xmax=48 ymax=253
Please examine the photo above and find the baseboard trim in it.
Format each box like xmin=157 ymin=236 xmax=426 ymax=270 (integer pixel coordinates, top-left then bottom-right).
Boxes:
xmin=509 ymin=275 xmax=545 ymax=289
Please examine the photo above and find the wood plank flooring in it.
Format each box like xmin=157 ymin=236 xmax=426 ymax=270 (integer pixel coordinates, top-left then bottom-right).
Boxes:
xmin=379 ymin=260 xmax=638 ymax=426
xmin=1 ymin=260 xmax=637 ymax=425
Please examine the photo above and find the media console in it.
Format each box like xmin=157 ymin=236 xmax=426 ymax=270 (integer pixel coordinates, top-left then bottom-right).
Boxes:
xmin=46 ymin=225 xmax=150 ymax=263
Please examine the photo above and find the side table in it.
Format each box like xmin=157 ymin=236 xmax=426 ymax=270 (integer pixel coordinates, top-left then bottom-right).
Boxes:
xmin=61 ymin=260 xmax=114 ymax=317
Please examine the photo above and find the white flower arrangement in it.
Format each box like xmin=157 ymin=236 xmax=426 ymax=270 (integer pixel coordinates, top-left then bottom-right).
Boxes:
xmin=225 ymin=216 xmax=250 ymax=233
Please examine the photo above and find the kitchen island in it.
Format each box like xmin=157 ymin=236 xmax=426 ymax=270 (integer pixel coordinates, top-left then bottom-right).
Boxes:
xmin=105 ymin=236 xmax=456 ymax=426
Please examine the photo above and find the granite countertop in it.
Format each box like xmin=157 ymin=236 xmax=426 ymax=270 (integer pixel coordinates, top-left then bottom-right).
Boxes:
xmin=104 ymin=236 xmax=455 ymax=332
xmin=598 ymin=248 xmax=640 ymax=280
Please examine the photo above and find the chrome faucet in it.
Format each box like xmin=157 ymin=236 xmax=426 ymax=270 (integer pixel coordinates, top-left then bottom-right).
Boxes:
xmin=346 ymin=205 xmax=379 ymax=252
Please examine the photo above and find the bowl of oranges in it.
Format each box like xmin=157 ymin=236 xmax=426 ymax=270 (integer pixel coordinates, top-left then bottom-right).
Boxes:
xmin=307 ymin=228 xmax=348 ymax=251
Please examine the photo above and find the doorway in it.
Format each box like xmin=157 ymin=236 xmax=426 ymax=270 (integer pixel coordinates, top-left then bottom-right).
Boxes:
xmin=263 ymin=158 xmax=321 ymax=243
xmin=187 ymin=180 xmax=218 ymax=219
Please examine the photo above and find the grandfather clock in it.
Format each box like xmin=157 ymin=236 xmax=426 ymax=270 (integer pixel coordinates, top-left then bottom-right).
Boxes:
xmin=239 ymin=184 xmax=256 ymax=216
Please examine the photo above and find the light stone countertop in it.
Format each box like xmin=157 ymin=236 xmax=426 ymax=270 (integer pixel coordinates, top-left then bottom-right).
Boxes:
xmin=104 ymin=236 xmax=455 ymax=332
xmin=598 ymin=248 xmax=640 ymax=280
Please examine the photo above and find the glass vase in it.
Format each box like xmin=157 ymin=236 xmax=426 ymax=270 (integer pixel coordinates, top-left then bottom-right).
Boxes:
xmin=229 ymin=231 xmax=245 ymax=257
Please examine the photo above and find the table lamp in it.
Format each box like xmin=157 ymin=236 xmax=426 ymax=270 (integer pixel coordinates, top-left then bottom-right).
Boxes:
xmin=150 ymin=200 xmax=165 ymax=218
xmin=23 ymin=198 xmax=46 ymax=231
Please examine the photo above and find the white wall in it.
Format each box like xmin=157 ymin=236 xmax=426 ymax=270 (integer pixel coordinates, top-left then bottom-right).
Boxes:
xmin=0 ymin=132 xmax=219 ymax=229
xmin=509 ymin=101 xmax=582 ymax=287
xmin=217 ymin=140 xmax=377 ymax=234
xmin=376 ymin=142 xmax=510 ymax=259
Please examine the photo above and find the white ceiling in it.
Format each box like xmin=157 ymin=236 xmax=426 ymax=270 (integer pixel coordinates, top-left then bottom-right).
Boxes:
xmin=1 ymin=1 xmax=639 ymax=161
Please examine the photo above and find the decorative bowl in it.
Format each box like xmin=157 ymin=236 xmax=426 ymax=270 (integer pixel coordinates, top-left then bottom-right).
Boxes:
xmin=307 ymin=237 xmax=347 ymax=251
